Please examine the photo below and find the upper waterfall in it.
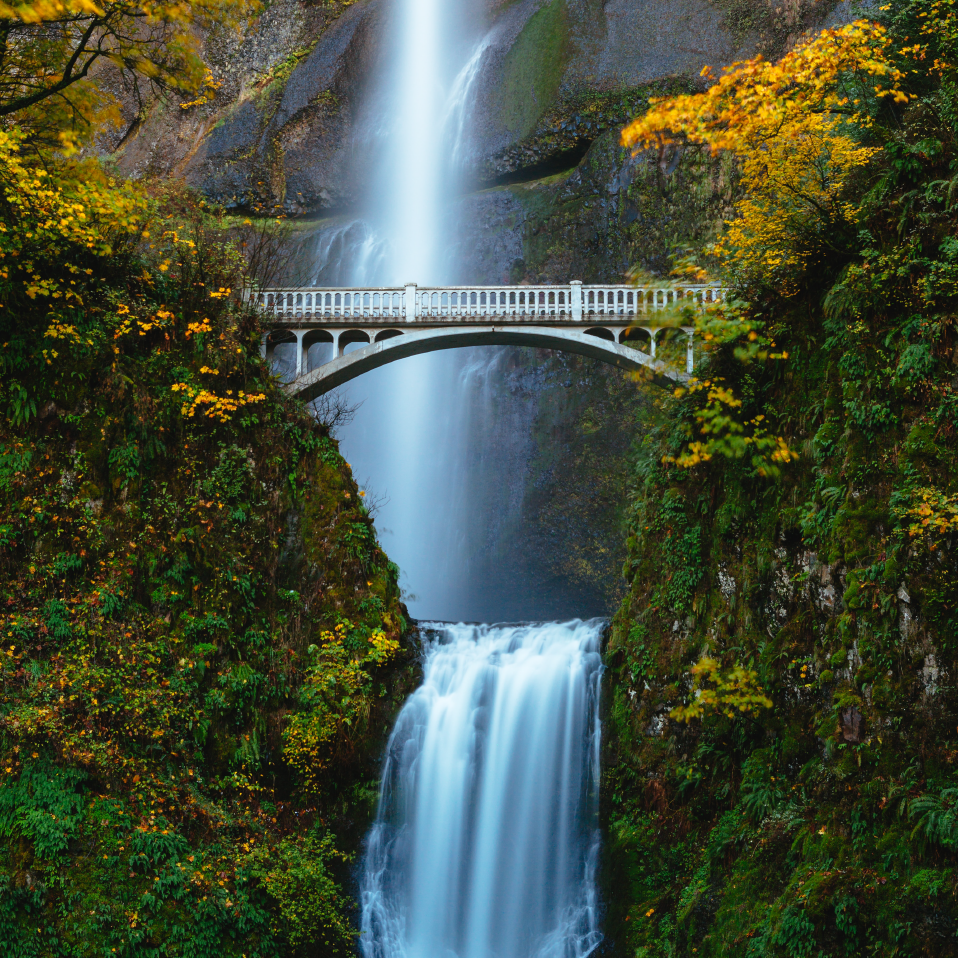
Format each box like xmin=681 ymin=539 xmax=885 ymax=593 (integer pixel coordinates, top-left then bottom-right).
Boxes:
xmin=311 ymin=0 xmax=502 ymax=620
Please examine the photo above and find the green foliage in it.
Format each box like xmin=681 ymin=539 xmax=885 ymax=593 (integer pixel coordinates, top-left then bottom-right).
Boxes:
xmin=247 ymin=831 xmax=356 ymax=955
xmin=0 ymin=167 xmax=414 ymax=952
xmin=0 ymin=760 xmax=86 ymax=861
xmin=670 ymin=657 xmax=773 ymax=723
xmin=603 ymin=1 xmax=958 ymax=954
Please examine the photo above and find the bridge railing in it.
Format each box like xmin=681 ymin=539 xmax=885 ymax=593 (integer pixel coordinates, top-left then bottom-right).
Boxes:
xmin=244 ymin=282 xmax=725 ymax=322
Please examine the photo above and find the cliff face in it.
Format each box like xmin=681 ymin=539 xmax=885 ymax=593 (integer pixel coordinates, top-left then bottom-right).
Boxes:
xmin=112 ymin=0 xmax=382 ymax=214
xmin=0 ymin=184 xmax=417 ymax=955
xmin=111 ymin=0 xmax=842 ymax=228
xmin=592 ymin=4 xmax=958 ymax=954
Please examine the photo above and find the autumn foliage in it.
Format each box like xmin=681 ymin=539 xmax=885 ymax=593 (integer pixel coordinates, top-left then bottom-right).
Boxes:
xmin=623 ymin=21 xmax=906 ymax=293
xmin=0 ymin=0 xmax=258 ymax=149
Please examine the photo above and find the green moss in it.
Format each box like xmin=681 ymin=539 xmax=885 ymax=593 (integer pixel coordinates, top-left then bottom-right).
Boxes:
xmin=0 ymin=184 xmax=415 ymax=954
xmin=493 ymin=0 xmax=570 ymax=140
xmin=598 ymin=2 xmax=958 ymax=952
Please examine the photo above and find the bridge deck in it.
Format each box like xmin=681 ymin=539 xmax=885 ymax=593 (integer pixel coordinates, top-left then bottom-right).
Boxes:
xmin=247 ymin=282 xmax=726 ymax=391
xmin=246 ymin=282 xmax=725 ymax=326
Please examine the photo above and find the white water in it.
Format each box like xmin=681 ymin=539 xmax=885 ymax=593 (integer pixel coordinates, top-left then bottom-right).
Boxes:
xmin=310 ymin=0 xmax=499 ymax=619
xmin=361 ymin=620 xmax=605 ymax=958
xmin=333 ymin=7 xmax=607 ymax=955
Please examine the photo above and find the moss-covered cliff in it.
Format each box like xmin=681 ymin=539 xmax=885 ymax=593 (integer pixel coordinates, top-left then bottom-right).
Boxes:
xmin=0 ymin=172 xmax=415 ymax=955
xmin=598 ymin=4 xmax=958 ymax=954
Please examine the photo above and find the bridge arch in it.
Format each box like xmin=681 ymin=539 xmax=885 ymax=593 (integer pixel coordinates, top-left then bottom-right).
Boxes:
xmin=283 ymin=324 xmax=688 ymax=403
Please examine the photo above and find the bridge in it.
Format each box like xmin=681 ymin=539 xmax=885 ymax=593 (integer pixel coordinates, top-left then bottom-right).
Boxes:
xmin=248 ymin=281 xmax=726 ymax=401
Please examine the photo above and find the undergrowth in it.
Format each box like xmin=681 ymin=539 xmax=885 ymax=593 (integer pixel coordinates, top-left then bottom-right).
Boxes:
xmin=0 ymin=153 xmax=414 ymax=956
xmin=603 ymin=2 xmax=958 ymax=955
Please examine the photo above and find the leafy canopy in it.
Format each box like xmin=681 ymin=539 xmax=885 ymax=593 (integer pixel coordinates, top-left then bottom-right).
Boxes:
xmin=622 ymin=21 xmax=907 ymax=293
xmin=0 ymin=0 xmax=258 ymax=149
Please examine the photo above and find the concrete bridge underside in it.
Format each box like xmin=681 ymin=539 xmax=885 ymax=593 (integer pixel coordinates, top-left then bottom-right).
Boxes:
xmin=285 ymin=325 xmax=686 ymax=402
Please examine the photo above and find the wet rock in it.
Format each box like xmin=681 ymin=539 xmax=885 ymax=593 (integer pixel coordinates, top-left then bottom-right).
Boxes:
xmin=841 ymin=706 xmax=864 ymax=743
xmin=115 ymin=0 xmax=383 ymax=214
xmin=111 ymin=0 xmax=853 ymax=217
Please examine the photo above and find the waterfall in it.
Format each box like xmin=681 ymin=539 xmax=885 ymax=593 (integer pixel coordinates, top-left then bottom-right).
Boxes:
xmin=312 ymin=0 xmax=500 ymax=619
xmin=360 ymin=620 xmax=605 ymax=958
xmin=329 ymin=6 xmax=608 ymax=953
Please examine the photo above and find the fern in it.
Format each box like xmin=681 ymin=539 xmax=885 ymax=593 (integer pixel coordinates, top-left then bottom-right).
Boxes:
xmin=908 ymin=787 xmax=958 ymax=848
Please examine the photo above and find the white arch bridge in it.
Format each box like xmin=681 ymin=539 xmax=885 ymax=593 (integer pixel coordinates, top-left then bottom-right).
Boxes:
xmin=248 ymin=281 xmax=726 ymax=401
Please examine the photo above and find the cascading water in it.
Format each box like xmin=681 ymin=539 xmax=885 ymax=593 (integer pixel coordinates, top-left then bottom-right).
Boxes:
xmin=361 ymin=621 xmax=605 ymax=958
xmin=326 ymin=5 xmax=608 ymax=954
xmin=305 ymin=0 xmax=501 ymax=619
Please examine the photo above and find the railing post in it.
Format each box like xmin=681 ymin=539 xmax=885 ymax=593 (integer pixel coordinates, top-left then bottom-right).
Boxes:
xmin=570 ymin=280 xmax=582 ymax=322
xmin=405 ymin=283 xmax=418 ymax=323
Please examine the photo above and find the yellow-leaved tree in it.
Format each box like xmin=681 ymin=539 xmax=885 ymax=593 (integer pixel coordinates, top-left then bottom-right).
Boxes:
xmin=619 ymin=21 xmax=909 ymax=476
xmin=0 ymin=0 xmax=258 ymax=149
xmin=622 ymin=21 xmax=907 ymax=294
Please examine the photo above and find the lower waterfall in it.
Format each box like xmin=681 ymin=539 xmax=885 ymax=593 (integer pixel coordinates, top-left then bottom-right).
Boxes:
xmin=360 ymin=619 xmax=605 ymax=958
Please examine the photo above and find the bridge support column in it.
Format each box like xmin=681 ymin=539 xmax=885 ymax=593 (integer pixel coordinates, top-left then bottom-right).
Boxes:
xmin=649 ymin=329 xmax=657 ymax=358
xmin=294 ymin=329 xmax=307 ymax=377
xmin=686 ymin=329 xmax=694 ymax=374
xmin=570 ymin=280 xmax=582 ymax=321
xmin=260 ymin=334 xmax=268 ymax=359
xmin=405 ymin=283 xmax=418 ymax=323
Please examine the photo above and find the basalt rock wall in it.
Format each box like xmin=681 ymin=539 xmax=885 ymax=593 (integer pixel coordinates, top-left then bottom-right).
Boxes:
xmin=112 ymin=0 xmax=849 ymax=226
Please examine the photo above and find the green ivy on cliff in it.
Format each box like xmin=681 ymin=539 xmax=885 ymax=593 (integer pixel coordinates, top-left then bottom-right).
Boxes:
xmin=0 ymin=149 xmax=414 ymax=956
xmin=603 ymin=2 xmax=958 ymax=955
